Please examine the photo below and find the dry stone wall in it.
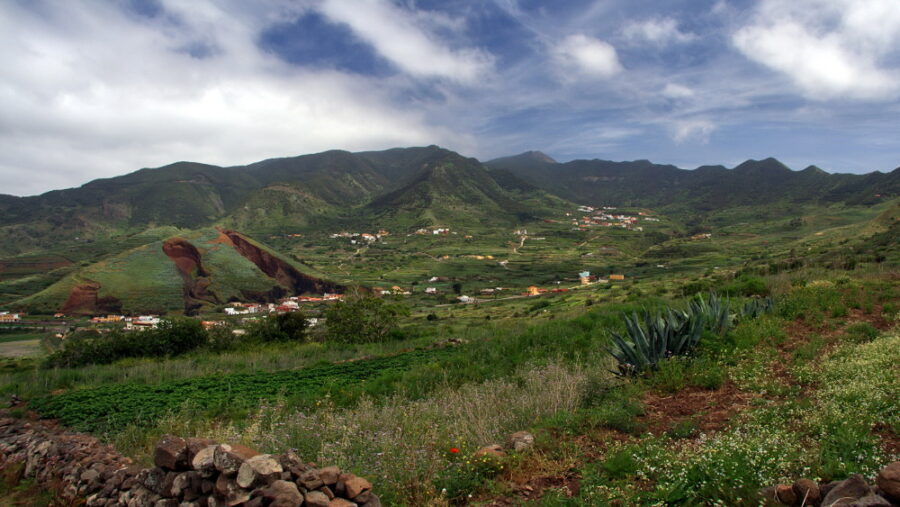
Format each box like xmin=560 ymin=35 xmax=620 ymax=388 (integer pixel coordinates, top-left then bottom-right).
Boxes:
xmin=0 ymin=417 xmax=379 ymax=506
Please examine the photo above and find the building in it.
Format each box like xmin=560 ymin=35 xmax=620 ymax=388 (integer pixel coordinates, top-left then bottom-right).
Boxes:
xmin=0 ymin=313 xmax=21 ymax=323
xmin=579 ymin=271 xmax=591 ymax=285
xmin=609 ymin=274 xmax=626 ymax=281
xmin=425 ymin=287 xmax=438 ymax=294
xmin=526 ymin=286 xmax=541 ymax=296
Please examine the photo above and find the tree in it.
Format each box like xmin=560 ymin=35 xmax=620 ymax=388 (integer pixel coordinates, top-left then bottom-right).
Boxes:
xmin=247 ymin=312 xmax=308 ymax=343
xmin=324 ymin=295 xmax=409 ymax=343
xmin=452 ymin=282 xmax=463 ymax=295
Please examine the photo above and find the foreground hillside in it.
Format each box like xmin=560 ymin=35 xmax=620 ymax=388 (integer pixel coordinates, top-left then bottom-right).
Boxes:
xmin=1 ymin=262 xmax=897 ymax=505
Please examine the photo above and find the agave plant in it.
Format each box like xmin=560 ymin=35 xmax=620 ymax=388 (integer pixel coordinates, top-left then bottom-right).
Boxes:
xmin=608 ymin=307 xmax=705 ymax=376
xmin=739 ymin=297 xmax=775 ymax=320
xmin=689 ymin=292 xmax=733 ymax=335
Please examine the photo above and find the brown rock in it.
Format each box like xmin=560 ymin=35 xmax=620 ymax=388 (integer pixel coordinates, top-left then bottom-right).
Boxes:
xmin=359 ymin=493 xmax=381 ymax=507
xmin=793 ymin=479 xmax=821 ymax=506
xmin=823 ymin=475 xmax=872 ymax=507
xmin=305 ymin=490 xmax=331 ymax=507
xmin=214 ymin=475 xmax=250 ymax=507
xmin=192 ymin=445 xmax=218 ymax=474
xmin=343 ymin=475 xmax=371 ymax=500
xmin=154 ymin=499 xmax=179 ymax=507
xmin=849 ymin=494 xmax=891 ymax=506
xmin=214 ymin=444 xmax=259 ymax=476
xmin=155 ymin=436 xmax=189 ymax=471
xmin=776 ymin=484 xmax=798 ymax=506
xmin=473 ymin=444 xmax=506 ymax=459
xmin=319 ymin=466 xmax=341 ymax=486
xmin=186 ymin=438 xmax=218 ymax=462
xmin=236 ymin=454 xmax=283 ymax=489
xmin=299 ymin=470 xmax=324 ymax=490
xmin=876 ymin=462 xmax=900 ymax=502
xmin=758 ymin=486 xmax=781 ymax=507
xmin=328 ymin=499 xmax=356 ymax=507
xmin=506 ymin=431 xmax=535 ymax=452
xmin=255 ymin=480 xmax=303 ymax=507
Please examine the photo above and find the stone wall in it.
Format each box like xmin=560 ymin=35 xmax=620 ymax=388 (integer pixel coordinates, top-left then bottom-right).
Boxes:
xmin=0 ymin=417 xmax=379 ymax=506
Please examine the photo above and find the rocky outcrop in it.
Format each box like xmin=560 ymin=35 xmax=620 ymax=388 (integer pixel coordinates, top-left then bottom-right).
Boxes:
xmin=0 ymin=417 xmax=379 ymax=506
xmin=60 ymin=279 xmax=123 ymax=315
xmin=222 ymin=229 xmax=343 ymax=296
xmin=162 ymin=238 xmax=220 ymax=315
xmin=763 ymin=466 xmax=900 ymax=506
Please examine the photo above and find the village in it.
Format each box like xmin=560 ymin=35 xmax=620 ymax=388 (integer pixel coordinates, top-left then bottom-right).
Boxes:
xmin=570 ymin=205 xmax=660 ymax=231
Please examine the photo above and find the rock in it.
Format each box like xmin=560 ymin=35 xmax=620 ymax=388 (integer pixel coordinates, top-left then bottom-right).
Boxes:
xmin=299 ymin=469 xmax=324 ymax=490
xmin=155 ymin=436 xmax=189 ymax=471
xmin=81 ymin=468 xmax=101 ymax=483
xmin=876 ymin=462 xmax=900 ymax=502
xmin=506 ymin=431 xmax=535 ymax=452
xmin=849 ymin=495 xmax=892 ymax=507
xmin=319 ymin=466 xmax=341 ymax=486
xmin=776 ymin=484 xmax=798 ymax=506
xmin=172 ymin=471 xmax=200 ymax=498
xmin=823 ymin=475 xmax=872 ymax=507
xmin=359 ymin=493 xmax=381 ymax=507
xmin=155 ymin=500 xmax=179 ymax=507
xmin=473 ymin=444 xmax=506 ymax=459
xmin=304 ymin=490 xmax=331 ymax=507
xmin=343 ymin=475 xmax=372 ymax=500
xmin=758 ymin=486 xmax=782 ymax=506
xmin=213 ymin=444 xmax=259 ymax=476
xmin=141 ymin=468 xmax=169 ymax=495
xmin=254 ymin=480 xmax=303 ymax=507
xmin=236 ymin=454 xmax=283 ymax=489
xmin=192 ymin=446 xmax=218 ymax=474
xmin=213 ymin=475 xmax=250 ymax=507
xmin=244 ymin=498 xmax=264 ymax=507
xmin=185 ymin=438 xmax=217 ymax=462
xmin=329 ymin=499 xmax=356 ymax=507
xmin=793 ymin=479 xmax=821 ymax=506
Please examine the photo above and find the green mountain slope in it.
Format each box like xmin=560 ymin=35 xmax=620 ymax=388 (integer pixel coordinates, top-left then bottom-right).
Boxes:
xmin=14 ymin=228 xmax=342 ymax=315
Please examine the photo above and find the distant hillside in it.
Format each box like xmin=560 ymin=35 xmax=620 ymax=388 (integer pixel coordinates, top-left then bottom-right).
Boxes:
xmin=14 ymin=228 xmax=342 ymax=315
xmin=486 ymin=153 xmax=900 ymax=213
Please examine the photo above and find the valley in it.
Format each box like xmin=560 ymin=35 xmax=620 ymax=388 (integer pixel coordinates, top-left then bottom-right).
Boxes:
xmin=0 ymin=147 xmax=898 ymax=506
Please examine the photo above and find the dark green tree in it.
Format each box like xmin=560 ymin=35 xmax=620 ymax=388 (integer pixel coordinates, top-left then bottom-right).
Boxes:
xmin=324 ymin=295 xmax=409 ymax=343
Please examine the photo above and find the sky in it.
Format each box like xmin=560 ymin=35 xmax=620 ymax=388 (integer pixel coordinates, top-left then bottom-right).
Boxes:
xmin=2 ymin=0 xmax=900 ymax=196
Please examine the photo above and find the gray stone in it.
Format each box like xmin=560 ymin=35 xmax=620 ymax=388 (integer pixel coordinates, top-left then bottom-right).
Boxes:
xmin=236 ymin=454 xmax=283 ymax=489
xmin=823 ymin=475 xmax=872 ymax=507
xmin=304 ymin=490 xmax=331 ymax=507
xmin=876 ymin=462 xmax=900 ymax=502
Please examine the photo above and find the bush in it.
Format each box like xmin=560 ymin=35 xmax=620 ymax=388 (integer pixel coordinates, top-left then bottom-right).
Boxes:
xmin=44 ymin=319 xmax=207 ymax=368
xmin=324 ymin=296 xmax=409 ymax=343
xmin=246 ymin=312 xmax=309 ymax=343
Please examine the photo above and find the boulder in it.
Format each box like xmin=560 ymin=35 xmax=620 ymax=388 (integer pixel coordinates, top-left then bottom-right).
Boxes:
xmin=793 ymin=479 xmax=821 ymax=506
xmin=299 ymin=469 xmax=324 ymax=490
xmin=775 ymin=484 xmax=797 ymax=505
xmin=823 ymin=475 xmax=872 ymax=507
xmin=213 ymin=444 xmax=259 ymax=476
xmin=876 ymin=462 xmax=900 ymax=502
xmin=155 ymin=436 xmax=189 ymax=471
xmin=319 ymin=466 xmax=341 ymax=486
xmin=236 ymin=454 xmax=283 ymax=489
xmin=848 ymin=495 xmax=891 ymax=506
xmin=329 ymin=499 xmax=356 ymax=507
xmin=304 ymin=490 xmax=331 ymax=507
xmin=359 ymin=493 xmax=381 ymax=507
xmin=254 ymin=480 xmax=304 ymax=507
xmin=213 ymin=475 xmax=250 ymax=507
xmin=343 ymin=475 xmax=372 ymax=501
xmin=191 ymin=446 xmax=218 ymax=475
xmin=185 ymin=438 xmax=217 ymax=462
xmin=506 ymin=431 xmax=535 ymax=452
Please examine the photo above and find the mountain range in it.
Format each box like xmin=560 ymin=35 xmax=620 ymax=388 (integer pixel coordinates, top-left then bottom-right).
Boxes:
xmin=1 ymin=146 xmax=897 ymax=314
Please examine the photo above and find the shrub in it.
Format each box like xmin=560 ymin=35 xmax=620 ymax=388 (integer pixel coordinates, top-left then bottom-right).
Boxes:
xmin=324 ymin=295 xmax=409 ymax=343
xmin=607 ymin=308 xmax=704 ymax=375
xmin=44 ymin=319 xmax=207 ymax=368
xmin=246 ymin=312 xmax=309 ymax=343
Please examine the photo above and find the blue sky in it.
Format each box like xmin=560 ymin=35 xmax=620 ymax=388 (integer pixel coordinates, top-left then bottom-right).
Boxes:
xmin=1 ymin=0 xmax=899 ymax=195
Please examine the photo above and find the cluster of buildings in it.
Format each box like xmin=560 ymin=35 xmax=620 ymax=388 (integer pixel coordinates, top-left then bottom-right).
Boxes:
xmin=88 ymin=314 xmax=161 ymax=330
xmin=0 ymin=312 xmax=21 ymax=323
xmin=411 ymin=227 xmax=452 ymax=236
xmin=372 ymin=286 xmax=411 ymax=296
xmin=224 ymin=293 xmax=344 ymax=315
xmin=330 ymin=230 xmax=389 ymax=244
xmin=570 ymin=206 xmax=664 ymax=232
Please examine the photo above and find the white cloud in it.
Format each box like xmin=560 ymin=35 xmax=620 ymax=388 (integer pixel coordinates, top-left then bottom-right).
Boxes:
xmin=316 ymin=0 xmax=493 ymax=83
xmin=0 ymin=1 xmax=471 ymax=196
xmin=733 ymin=0 xmax=900 ymax=100
xmin=623 ymin=18 xmax=696 ymax=45
xmin=671 ymin=119 xmax=716 ymax=143
xmin=662 ymin=83 xmax=694 ymax=99
xmin=553 ymin=34 xmax=622 ymax=79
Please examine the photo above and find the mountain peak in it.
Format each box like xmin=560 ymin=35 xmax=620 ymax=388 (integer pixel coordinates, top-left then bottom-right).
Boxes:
xmin=733 ymin=157 xmax=791 ymax=174
xmin=521 ymin=151 xmax=557 ymax=164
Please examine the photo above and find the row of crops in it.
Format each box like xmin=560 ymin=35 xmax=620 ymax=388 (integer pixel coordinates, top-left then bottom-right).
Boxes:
xmin=31 ymin=346 xmax=457 ymax=432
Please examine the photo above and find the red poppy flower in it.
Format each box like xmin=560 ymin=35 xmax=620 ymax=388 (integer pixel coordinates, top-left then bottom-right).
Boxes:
xmin=449 ymin=447 xmax=460 ymax=454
